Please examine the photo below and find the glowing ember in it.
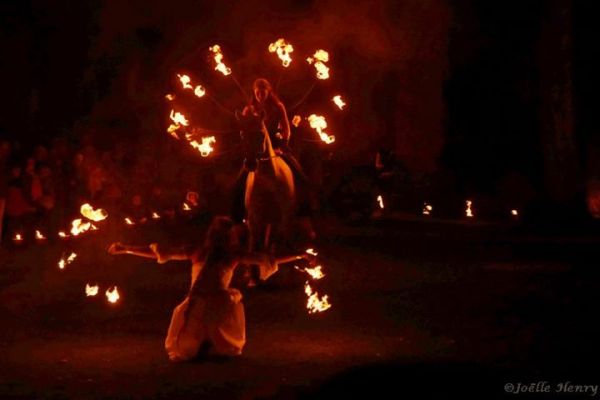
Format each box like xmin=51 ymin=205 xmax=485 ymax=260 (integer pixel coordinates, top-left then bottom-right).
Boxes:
xmin=189 ymin=136 xmax=216 ymax=157
xmin=35 ymin=230 xmax=46 ymax=240
xmin=194 ymin=85 xmax=206 ymax=98
xmin=304 ymin=282 xmax=331 ymax=314
xmin=152 ymin=212 xmax=161 ymax=220
xmin=295 ymin=265 xmax=325 ymax=280
xmin=377 ymin=195 xmax=385 ymax=209
xmin=58 ymin=252 xmax=77 ymax=270
xmin=125 ymin=217 xmax=135 ymax=225
xmin=268 ymin=38 xmax=294 ymax=67
xmin=58 ymin=231 xmax=69 ymax=238
xmin=291 ymin=115 xmax=302 ymax=127
xmin=511 ymin=209 xmax=519 ymax=217
xmin=307 ymin=49 xmax=330 ymax=80
xmin=307 ymin=114 xmax=335 ymax=144
xmin=105 ymin=286 xmax=120 ymax=304
xmin=423 ymin=203 xmax=433 ymax=215
xmin=209 ymin=45 xmax=232 ymax=76
xmin=85 ymin=284 xmax=99 ymax=297
xmin=465 ymin=200 xmax=474 ymax=218
xmin=70 ymin=218 xmax=92 ymax=236
xmin=80 ymin=203 xmax=108 ymax=221
xmin=165 ymin=94 xmax=175 ymax=101
xmin=177 ymin=74 xmax=193 ymax=90
xmin=13 ymin=233 xmax=23 ymax=242
xmin=332 ymin=95 xmax=346 ymax=110
xmin=182 ymin=203 xmax=192 ymax=211
xmin=306 ymin=248 xmax=318 ymax=256
xmin=169 ymin=109 xmax=189 ymax=127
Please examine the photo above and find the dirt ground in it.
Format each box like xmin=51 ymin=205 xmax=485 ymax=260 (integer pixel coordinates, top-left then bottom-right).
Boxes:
xmin=1 ymin=216 xmax=598 ymax=399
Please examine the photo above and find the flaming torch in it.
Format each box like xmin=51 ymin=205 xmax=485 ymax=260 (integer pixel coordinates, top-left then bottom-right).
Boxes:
xmin=80 ymin=203 xmax=108 ymax=222
xmin=307 ymin=49 xmax=330 ymax=80
xmin=188 ymin=136 xmax=216 ymax=157
xmin=209 ymin=45 xmax=232 ymax=76
xmin=194 ymin=85 xmax=206 ymax=98
xmin=35 ymin=230 xmax=47 ymax=242
xmin=465 ymin=200 xmax=474 ymax=218
xmin=105 ymin=286 xmax=120 ymax=304
xmin=307 ymin=114 xmax=335 ymax=144
xmin=58 ymin=252 xmax=77 ymax=270
xmin=268 ymin=38 xmax=294 ymax=67
xmin=423 ymin=203 xmax=433 ymax=216
xmin=332 ymin=95 xmax=346 ymax=110
xmin=169 ymin=109 xmax=189 ymax=127
xmin=70 ymin=219 xmax=92 ymax=236
xmin=304 ymin=282 xmax=332 ymax=314
xmin=295 ymin=265 xmax=325 ymax=280
xmin=177 ymin=74 xmax=193 ymax=90
xmin=85 ymin=284 xmax=99 ymax=297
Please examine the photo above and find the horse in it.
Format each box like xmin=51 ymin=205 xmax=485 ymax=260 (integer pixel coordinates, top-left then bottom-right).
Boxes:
xmin=237 ymin=111 xmax=295 ymax=260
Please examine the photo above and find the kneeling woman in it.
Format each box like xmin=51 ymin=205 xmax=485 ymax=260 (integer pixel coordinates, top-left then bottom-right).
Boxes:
xmin=108 ymin=216 xmax=309 ymax=361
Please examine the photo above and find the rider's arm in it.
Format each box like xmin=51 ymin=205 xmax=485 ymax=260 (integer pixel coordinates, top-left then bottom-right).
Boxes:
xmin=277 ymin=103 xmax=291 ymax=144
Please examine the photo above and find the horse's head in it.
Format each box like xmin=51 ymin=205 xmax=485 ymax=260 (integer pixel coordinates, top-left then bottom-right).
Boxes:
xmin=236 ymin=110 xmax=270 ymax=171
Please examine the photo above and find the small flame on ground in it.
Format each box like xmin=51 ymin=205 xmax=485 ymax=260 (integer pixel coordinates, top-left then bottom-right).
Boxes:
xmin=209 ymin=45 xmax=232 ymax=76
xmin=105 ymin=286 xmax=120 ymax=304
xmin=291 ymin=115 xmax=302 ymax=127
xmin=307 ymin=114 xmax=335 ymax=144
xmin=304 ymin=282 xmax=332 ymax=314
xmin=13 ymin=233 xmax=23 ymax=242
xmin=377 ymin=195 xmax=385 ymax=209
xmin=268 ymin=38 xmax=294 ymax=67
xmin=58 ymin=231 xmax=69 ymax=238
xmin=182 ymin=203 xmax=191 ymax=211
xmin=152 ymin=212 xmax=161 ymax=220
xmin=466 ymin=200 xmax=474 ymax=218
xmin=85 ymin=284 xmax=99 ymax=297
xmin=58 ymin=252 xmax=77 ymax=270
xmin=80 ymin=203 xmax=108 ymax=221
xmin=306 ymin=248 xmax=318 ymax=256
xmin=511 ymin=209 xmax=519 ymax=217
xmin=332 ymin=95 xmax=346 ymax=110
xmin=35 ymin=230 xmax=46 ymax=240
xmin=189 ymin=136 xmax=216 ymax=157
xmin=307 ymin=49 xmax=330 ymax=80
xmin=125 ymin=217 xmax=135 ymax=225
xmin=165 ymin=94 xmax=175 ymax=101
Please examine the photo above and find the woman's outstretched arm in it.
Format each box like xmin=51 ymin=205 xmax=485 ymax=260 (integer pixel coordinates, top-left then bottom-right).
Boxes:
xmin=107 ymin=242 xmax=194 ymax=264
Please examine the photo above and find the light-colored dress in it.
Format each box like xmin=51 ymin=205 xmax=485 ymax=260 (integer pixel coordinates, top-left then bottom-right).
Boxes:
xmin=151 ymin=245 xmax=246 ymax=361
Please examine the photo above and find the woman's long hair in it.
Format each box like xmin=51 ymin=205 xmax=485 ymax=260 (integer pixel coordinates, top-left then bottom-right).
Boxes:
xmin=249 ymin=78 xmax=283 ymax=113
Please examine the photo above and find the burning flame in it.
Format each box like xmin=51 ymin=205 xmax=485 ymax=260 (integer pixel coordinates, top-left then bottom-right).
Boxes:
xmin=105 ymin=286 xmax=120 ymax=304
xmin=291 ymin=115 xmax=302 ymax=128
xmin=423 ymin=203 xmax=433 ymax=215
xmin=13 ymin=233 xmax=23 ymax=242
xmin=295 ymin=265 xmax=325 ymax=280
xmin=167 ymin=124 xmax=180 ymax=139
xmin=194 ymin=85 xmax=206 ymax=98
xmin=70 ymin=219 xmax=92 ymax=236
xmin=332 ymin=95 xmax=346 ymax=110
xmin=268 ymin=38 xmax=294 ymax=67
xmin=209 ymin=45 xmax=232 ymax=76
xmin=466 ymin=200 xmax=474 ymax=218
xmin=165 ymin=94 xmax=175 ymax=101
xmin=80 ymin=203 xmax=108 ymax=221
xmin=58 ymin=252 xmax=77 ymax=270
xmin=307 ymin=114 xmax=335 ymax=144
xmin=189 ymin=136 xmax=216 ymax=157
xmin=377 ymin=195 xmax=385 ymax=209
xmin=152 ymin=212 xmax=161 ymax=220
xmin=177 ymin=74 xmax=193 ymax=90
xmin=306 ymin=248 xmax=318 ymax=256
xmin=304 ymin=282 xmax=331 ymax=314
xmin=124 ymin=217 xmax=135 ymax=225
xmin=307 ymin=49 xmax=330 ymax=80
xmin=182 ymin=203 xmax=192 ymax=211
xmin=169 ymin=110 xmax=189 ymax=127
xmin=58 ymin=231 xmax=68 ymax=238
xmin=35 ymin=230 xmax=46 ymax=240
xmin=511 ymin=209 xmax=519 ymax=217
xmin=85 ymin=284 xmax=99 ymax=297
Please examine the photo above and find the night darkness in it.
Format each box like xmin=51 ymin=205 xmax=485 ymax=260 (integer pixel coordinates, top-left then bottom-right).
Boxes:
xmin=1 ymin=1 xmax=600 ymax=399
